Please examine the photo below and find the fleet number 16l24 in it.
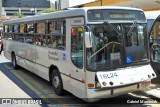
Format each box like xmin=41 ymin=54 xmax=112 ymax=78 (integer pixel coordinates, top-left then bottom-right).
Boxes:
xmin=99 ymin=72 xmax=118 ymax=79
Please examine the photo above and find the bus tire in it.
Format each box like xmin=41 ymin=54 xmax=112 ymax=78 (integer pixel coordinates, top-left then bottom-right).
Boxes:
xmin=51 ymin=69 xmax=64 ymax=95
xmin=11 ymin=53 xmax=18 ymax=69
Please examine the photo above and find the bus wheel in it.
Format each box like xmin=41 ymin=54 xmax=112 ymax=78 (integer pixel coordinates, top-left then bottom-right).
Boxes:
xmin=11 ymin=53 xmax=18 ymax=69
xmin=51 ymin=69 xmax=64 ymax=95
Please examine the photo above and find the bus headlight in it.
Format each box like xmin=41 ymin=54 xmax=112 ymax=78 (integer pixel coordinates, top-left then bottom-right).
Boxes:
xmin=148 ymin=75 xmax=151 ymax=78
xmin=102 ymin=82 xmax=107 ymax=86
xmin=152 ymin=73 xmax=156 ymax=77
xmin=96 ymin=82 xmax=101 ymax=88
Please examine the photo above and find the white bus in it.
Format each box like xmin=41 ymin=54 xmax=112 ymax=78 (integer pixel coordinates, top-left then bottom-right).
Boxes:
xmin=3 ymin=6 xmax=156 ymax=102
xmin=145 ymin=11 xmax=160 ymax=72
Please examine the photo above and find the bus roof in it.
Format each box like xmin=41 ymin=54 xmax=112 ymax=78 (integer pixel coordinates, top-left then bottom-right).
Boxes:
xmin=145 ymin=11 xmax=160 ymax=20
xmin=3 ymin=6 xmax=143 ymax=25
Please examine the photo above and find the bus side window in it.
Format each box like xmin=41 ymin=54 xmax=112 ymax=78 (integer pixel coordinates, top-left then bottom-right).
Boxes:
xmin=12 ymin=24 xmax=19 ymax=41
xmin=25 ymin=34 xmax=34 ymax=44
xmin=35 ymin=21 xmax=47 ymax=46
xmin=35 ymin=35 xmax=42 ymax=46
xmin=56 ymin=36 xmax=65 ymax=50
xmin=41 ymin=35 xmax=47 ymax=46
xmin=35 ymin=34 xmax=47 ymax=46
xmin=48 ymin=19 xmax=66 ymax=50
xmin=48 ymin=35 xmax=57 ymax=48
xmin=7 ymin=25 xmax=13 ymax=40
xmin=18 ymin=23 xmax=26 ymax=43
xmin=3 ymin=25 xmax=8 ymax=39
xmin=26 ymin=23 xmax=34 ymax=44
xmin=27 ymin=23 xmax=34 ymax=33
xmin=18 ymin=34 xmax=24 ymax=42
xmin=20 ymin=23 xmax=25 ymax=33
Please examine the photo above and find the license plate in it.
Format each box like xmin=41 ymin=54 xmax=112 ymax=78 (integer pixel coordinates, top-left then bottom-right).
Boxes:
xmin=140 ymin=82 xmax=151 ymax=87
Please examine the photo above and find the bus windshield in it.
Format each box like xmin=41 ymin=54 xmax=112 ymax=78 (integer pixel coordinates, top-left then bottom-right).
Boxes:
xmin=86 ymin=22 xmax=148 ymax=70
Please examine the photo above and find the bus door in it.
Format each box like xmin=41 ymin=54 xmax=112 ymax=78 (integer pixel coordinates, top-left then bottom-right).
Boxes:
xmin=70 ymin=26 xmax=86 ymax=98
xmin=67 ymin=17 xmax=86 ymax=98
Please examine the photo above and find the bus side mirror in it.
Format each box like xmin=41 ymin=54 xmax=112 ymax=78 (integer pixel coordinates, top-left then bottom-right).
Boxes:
xmin=85 ymin=32 xmax=92 ymax=48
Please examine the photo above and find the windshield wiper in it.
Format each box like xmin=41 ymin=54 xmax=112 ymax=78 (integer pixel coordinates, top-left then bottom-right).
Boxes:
xmin=104 ymin=21 xmax=121 ymax=36
xmin=127 ymin=21 xmax=137 ymax=36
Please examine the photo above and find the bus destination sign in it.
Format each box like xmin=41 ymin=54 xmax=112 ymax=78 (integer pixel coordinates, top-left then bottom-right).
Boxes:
xmin=109 ymin=13 xmax=136 ymax=20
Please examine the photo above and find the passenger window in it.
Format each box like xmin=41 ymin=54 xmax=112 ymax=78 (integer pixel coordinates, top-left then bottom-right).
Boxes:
xmin=18 ymin=34 xmax=24 ymax=42
xmin=12 ymin=34 xmax=18 ymax=41
xmin=37 ymin=22 xmax=45 ymax=33
xmin=35 ymin=35 xmax=42 ymax=46
xmin=25 ymin=34 xmax=34 ymax=44
xmin=35 ymin=34 xmax=47 ymax=46
xmin=4 ymin=25 xmax=8 ymax=33
xmin=3 ymin=25 xmax=8 ymax=39
xmin=48 ymin=35 xmax=57 ymax=48
xmin=7 ymin=33 xmax=13 ymax=40
xmin=41 ymin=35 xmax=48 ymax=46
xmin=56 ymin=36 xmax=65 ymax=50
xmin=14 ymin=24 xmax=19 ymax=33
xmin=48 ymin=22 xmax=54 ymax=34
xmin=71 ymin=27 xmax=83 ymax=68
xmin=48 ymin=19 xmax=66 ymax=50
xmin=35 ymin=22 xmax=47 ymax=47
xmin=27 ymin=23 xmax=34 ymax=33
xmin=20 ymin=24 xmax=25 ymax=33
xmin=49 ymin=20 xmax=65 ymax=34
xmin=9 ymin=25 xmax=13 ymax=33
xmin=12 ymin=24 xmax=19 ymax=41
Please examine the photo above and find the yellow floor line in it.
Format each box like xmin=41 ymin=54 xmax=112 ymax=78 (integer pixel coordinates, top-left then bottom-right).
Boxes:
xmin=10 ymin=70 xmax=52 ymax=104
xmin=17 ymin=70 xmax=67 ymax=105
xmin=3 ymin=64 xmax=13 ymax=70
xmin=4 ymin=63 xmax=71 ymax=105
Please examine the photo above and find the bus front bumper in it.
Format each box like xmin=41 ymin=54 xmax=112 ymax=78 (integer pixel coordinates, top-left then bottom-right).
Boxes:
xmin=86 ymin=82 xmax=150 ymax=102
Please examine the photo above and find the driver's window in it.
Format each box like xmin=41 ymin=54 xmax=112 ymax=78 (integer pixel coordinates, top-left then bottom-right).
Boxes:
xmin=71 ymin=27 xmax=83 ymax=68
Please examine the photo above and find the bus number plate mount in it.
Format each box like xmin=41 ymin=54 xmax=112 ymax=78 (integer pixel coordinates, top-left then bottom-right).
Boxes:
xmin=96 ymin=72 xmax=118 ymax=87
xmin=140 ymin=81 xmax=151 ymax=87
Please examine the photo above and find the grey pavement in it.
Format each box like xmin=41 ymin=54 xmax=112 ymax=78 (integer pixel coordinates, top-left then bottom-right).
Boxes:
xmin=0 ymin=52 xmax=41 ymax=106
xmin=145 ymin=75 xmax=160 ymax=98
xmin=0 ymin=52 xmax=31 ymax=98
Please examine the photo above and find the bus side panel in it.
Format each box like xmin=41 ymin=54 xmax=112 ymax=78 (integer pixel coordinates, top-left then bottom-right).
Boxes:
xmin=4 ymin=38 xmax=37 ymax=76
xmin=34 ymin=45 xmax=72 ymax=83
xmin=34 ymin=46 xmax=50 ymax=81
xmin=4 ymin=40 xmax=19 ymax=61
xmin=22 ymin=43 xmax=35 ymax=74
xmin=3 ymin=39 xmax=30 ymax=71
xmin=16 ymin=42 xmax=26 ymax=68
xmin=4 ymin=40 xmax=12 ymax=61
